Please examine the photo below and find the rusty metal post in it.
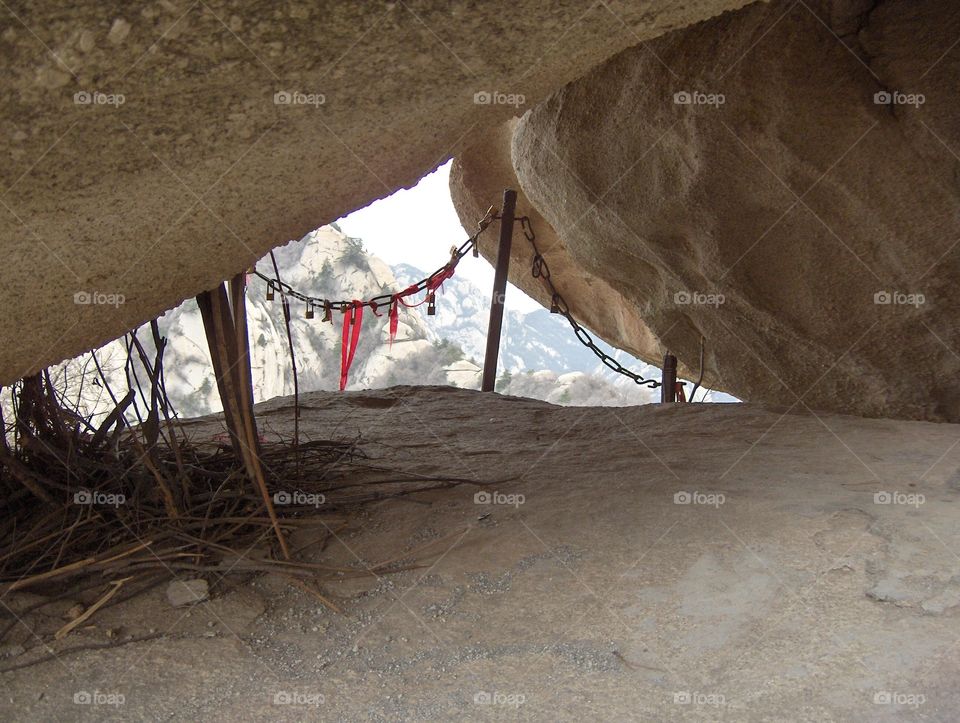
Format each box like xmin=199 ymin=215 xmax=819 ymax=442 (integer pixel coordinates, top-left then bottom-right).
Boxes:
xmin=481 ymin=189 xmax=517 ymax=392
xmin=661 ymin=353 xmax=677 ymax=403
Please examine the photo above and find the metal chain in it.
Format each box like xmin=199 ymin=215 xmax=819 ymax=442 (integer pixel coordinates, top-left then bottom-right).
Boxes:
xmin=252 ymin=206 xmax=498 ymax=314
xmin=517 ymin=215 xmax=662 ymax=389
xmin=252 ymin=205 xmax=663 ymax=390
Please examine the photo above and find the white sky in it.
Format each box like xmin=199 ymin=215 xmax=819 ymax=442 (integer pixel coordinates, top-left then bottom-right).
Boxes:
xmin=336 ymin=161 xmax=541 ymax=313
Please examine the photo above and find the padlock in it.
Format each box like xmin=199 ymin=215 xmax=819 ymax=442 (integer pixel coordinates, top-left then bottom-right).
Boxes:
xmin=322 ymin=302 xmax=332 ymax=323
xmin=305 ymin=302 xmax=314 ymax=319
xmin=427 ymin=292 xmax=436 ymax=316
xmin=266 ymin=282 xmax=275 ymax=301
xmin=550 ymin=294 xmax=560 ymax=313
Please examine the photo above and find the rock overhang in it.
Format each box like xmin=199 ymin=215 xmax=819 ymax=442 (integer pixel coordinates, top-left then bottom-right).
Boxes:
xmin=0 ymin=0 xmax=755 ymax=384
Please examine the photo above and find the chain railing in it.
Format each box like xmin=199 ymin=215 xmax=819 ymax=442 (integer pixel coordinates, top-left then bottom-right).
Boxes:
xmin=516 ymin=215 xmax=663 ymax=390
xmin=251 ymin=203 xmax=671 ymax=392
xmin=252 ymin=207 xmax=497 ymax=318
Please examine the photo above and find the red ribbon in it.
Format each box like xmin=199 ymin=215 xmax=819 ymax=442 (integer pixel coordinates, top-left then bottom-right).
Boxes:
xmin=340 ymin=301 xmax=364 ymax=391
xmin=427 ymin=265 xmax=454 ymax=293
xmin=337 ymin=264 xmax=457 ymax=389
xmin=388 ymin=297 xmax=400 ymax=347
xmin=397 ymin=284 xmax=423 ymax=308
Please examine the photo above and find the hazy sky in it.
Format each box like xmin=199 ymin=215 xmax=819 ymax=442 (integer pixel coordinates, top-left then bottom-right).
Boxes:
xmin=336 ymin=161 xmax=541 ymax=313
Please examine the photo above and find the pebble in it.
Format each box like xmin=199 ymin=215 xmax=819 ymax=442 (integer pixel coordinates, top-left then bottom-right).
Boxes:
xmin=36 ymin=67 xmax=71 ymax=90
xmin=108 ymin=18 xmax=131 ymax=46
xmin=78 ymin=30 xmax=95 ymax=53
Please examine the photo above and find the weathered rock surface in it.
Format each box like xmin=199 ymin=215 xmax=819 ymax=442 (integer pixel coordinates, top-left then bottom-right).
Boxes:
xmin=0 ymin=0 xmax=754 ymax=384
xmin=4 ymin=387 xmax=960 ymax=718
xmin=450 ymin=121 xmax=672 ymax=381
xmin=456 ymin=0 xmax=960 ymax=420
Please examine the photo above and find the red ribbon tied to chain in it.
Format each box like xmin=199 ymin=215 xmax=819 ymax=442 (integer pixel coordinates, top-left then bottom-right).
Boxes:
xmin=428 ymin=265 xmax=455 ymax=293
xmin=340 ymin=263 xmax=458 ymax=390
xmin=388 ymin=297 xmax=400 ymax=348
xmin=340 ymin=300 xmax=364 ymax=391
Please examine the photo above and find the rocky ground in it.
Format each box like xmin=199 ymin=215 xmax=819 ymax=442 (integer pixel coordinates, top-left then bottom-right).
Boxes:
xmin=1 ymin=386 xmax=958 ymax=721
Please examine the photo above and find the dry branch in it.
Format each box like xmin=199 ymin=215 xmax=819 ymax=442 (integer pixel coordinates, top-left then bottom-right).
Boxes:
xmin=0 ymin=310 xmax=500 ymax=660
